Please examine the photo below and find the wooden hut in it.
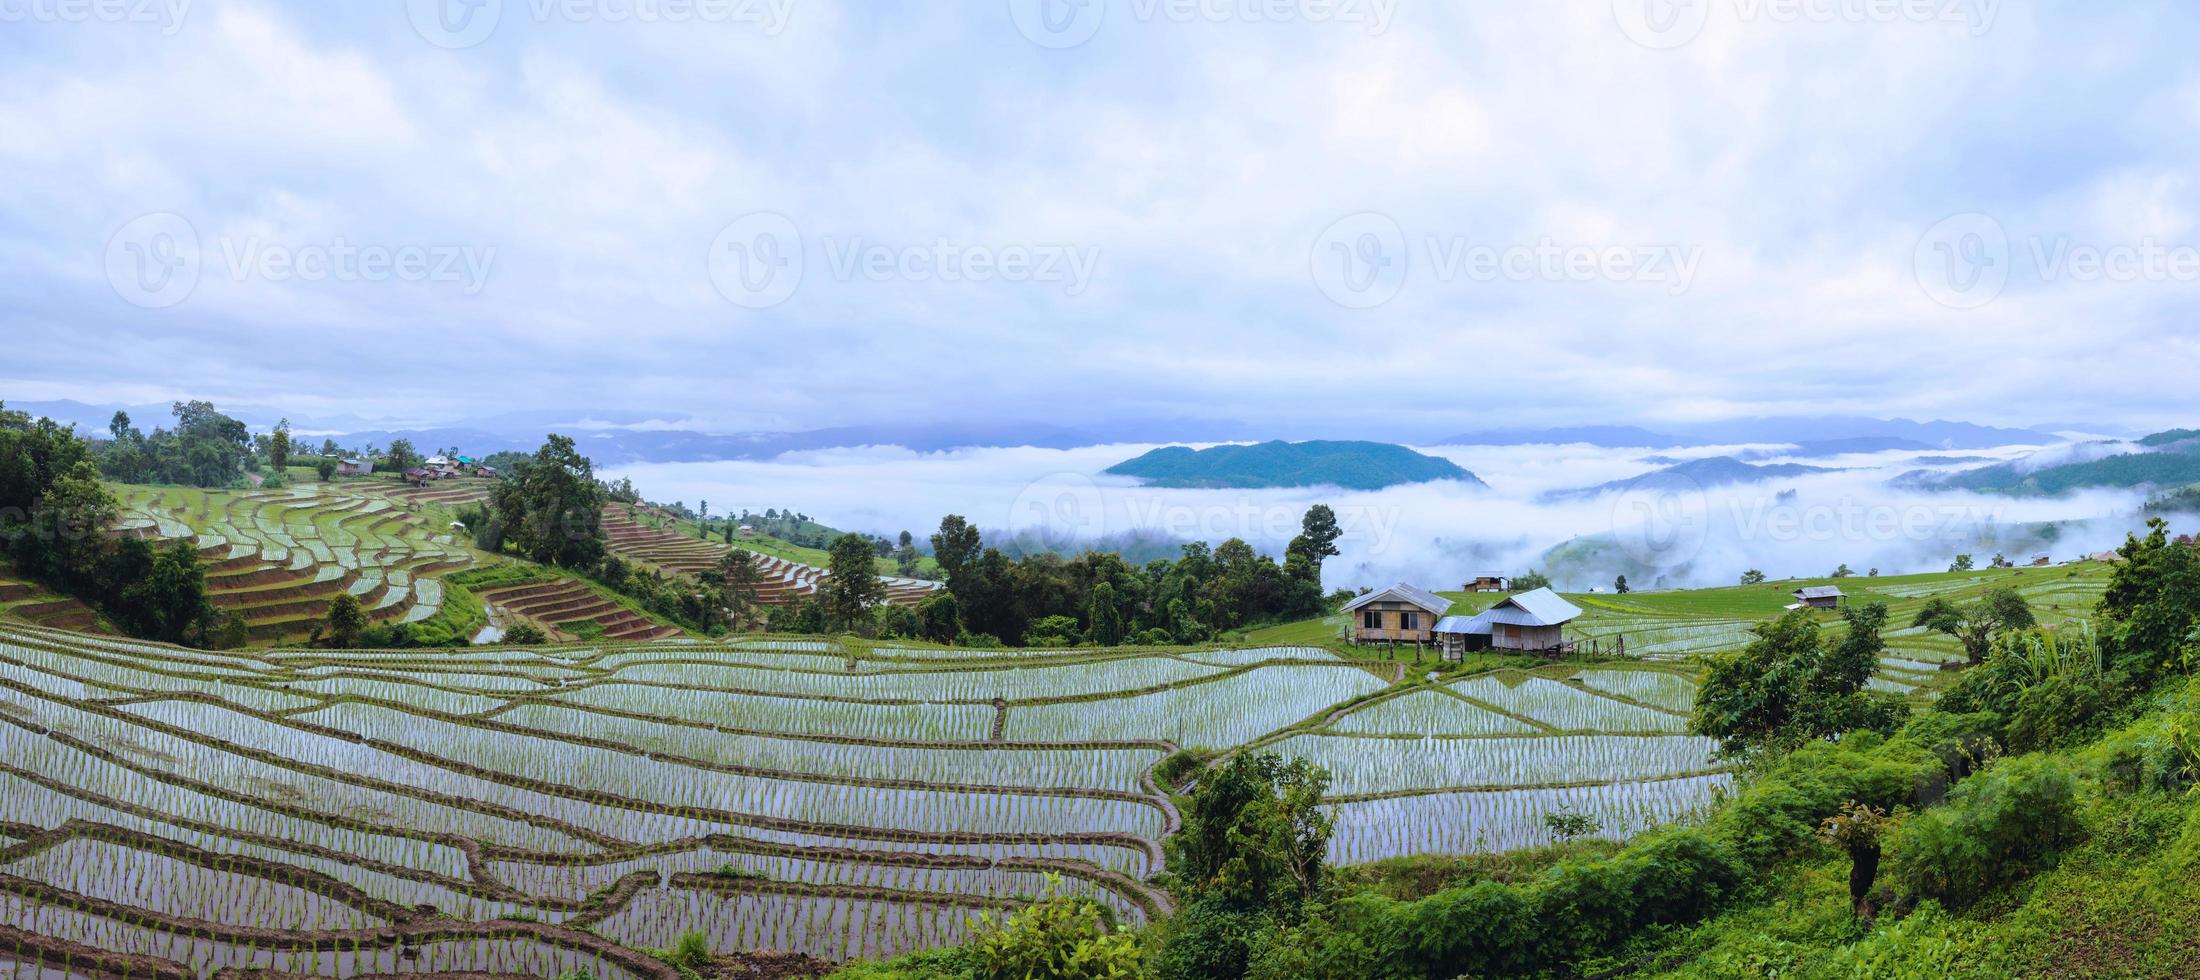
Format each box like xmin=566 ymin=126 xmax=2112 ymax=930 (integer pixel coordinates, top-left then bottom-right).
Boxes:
xmin=1791 ymin=586 xmax=1846 ymax=610
xmin=1433 ymin=587 xmax=1584 ymax=659
xmin=1343 ymin=584 xmax=1453 ymax=645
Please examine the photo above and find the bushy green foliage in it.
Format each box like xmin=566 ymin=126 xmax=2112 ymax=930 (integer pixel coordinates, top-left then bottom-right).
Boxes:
xmin=488 ymin=434 xmax=608 ymax=570
xmin=1692 ymin=604 xmax=1910 ymax=760
xmin=1166 ymin=753 xmax=1333 ymax=915
xmin=504 ymin=623 xmax=548 ymax=645
xmin=929 ymin=506 xmax=1338 ymax=652
xmin=969 ymin=884 xmax=1140 ymax=980
xmin=1887 ymin=754 xmax=2085 ymax=909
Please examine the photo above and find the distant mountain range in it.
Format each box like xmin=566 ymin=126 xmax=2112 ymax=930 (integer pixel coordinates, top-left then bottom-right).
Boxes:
xmin=1543 ymin=456 xmax=1835 ymax=501
xmin=6 ymin=397 xmax=2074 ymax=465
xmin=1105 ymin=441 xmax=1482 ymax=491
xmin=1919 ymin=429 xmax=2200 ymax=494
xmin=1445 ymin=417 xmax=2058 ymax=450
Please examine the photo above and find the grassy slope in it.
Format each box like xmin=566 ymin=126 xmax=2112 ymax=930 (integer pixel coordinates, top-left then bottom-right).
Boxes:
xmin=1625 ymin=683 xmax=2200 ymax=979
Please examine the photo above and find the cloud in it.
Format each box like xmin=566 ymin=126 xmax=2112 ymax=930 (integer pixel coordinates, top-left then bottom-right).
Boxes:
xmin=1 ymin=2 xmax=2197 ymax=434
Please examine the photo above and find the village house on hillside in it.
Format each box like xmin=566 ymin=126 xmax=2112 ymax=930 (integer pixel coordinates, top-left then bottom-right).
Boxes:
xmin=1465 ymin=573 xmax=1507 ymax=592
xmin=1791 ymin=585 xmax=1846 ymax=610
xmin=1343 ymin=584 xmax=1453 ymax=645
xmin=336 ymin=458 xmax=374 ymax=477
xmin=1432 ymin=587 xmax=1584 ymax=659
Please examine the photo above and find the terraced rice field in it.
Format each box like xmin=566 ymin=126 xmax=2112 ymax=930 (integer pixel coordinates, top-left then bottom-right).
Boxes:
xmin=0 ymin=566 xmax=105 ymax=634
xmin=3 ymin=628 xmax=1453 ymax=971
xmin=111 ymin=484 xmax=490 ymax=642
xmin=602 ymin=505 xmax=942 ymax=608
xmin=473 ymin=578 xmax=683 ymax=643
xmin=1258 ymin=662 xmax=1730 ymax=863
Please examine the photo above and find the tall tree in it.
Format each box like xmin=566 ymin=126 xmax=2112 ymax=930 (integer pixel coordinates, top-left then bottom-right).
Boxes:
xmin=1088 ymin=581 xmax=1125 ymax=647
xmin=386 ymin=438 xmax=421 ymax=472
xmin=822 ymin=533 xmax=887 ymax=632
xmin=1913 ymin=587 xmax=2036 ymax=665
xmin=121 ymin=541 xmax=212 ymax=645
xmin=268 ymin=418 xmax=291 ymax=472
xmin=930 ymin=515 xmax=983 ymax=586
xmin=488 ymin=435 xmax=607 ymax=569
xmin=325 ymin=593 xmax=366 ymax=649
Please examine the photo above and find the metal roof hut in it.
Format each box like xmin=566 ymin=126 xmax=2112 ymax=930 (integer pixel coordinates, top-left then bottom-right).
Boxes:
xmin=1433 ymin=587 xmax=1584 ymax=660
xmin=1790 ymin=585 xmax=1847 ymax=610
xmin=1343 ymin=584 xmax=1453 ymax=646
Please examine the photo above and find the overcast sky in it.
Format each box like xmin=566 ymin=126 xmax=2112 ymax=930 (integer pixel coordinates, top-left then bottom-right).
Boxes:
xmin=4 ymin=1 xmax=2197 ymax=438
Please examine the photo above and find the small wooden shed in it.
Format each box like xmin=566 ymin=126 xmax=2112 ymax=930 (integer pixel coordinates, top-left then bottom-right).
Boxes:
xmin=1343 ymin=584 xmax=1454 ymax=645
xmin=1433 ymin=587 xmax=1584 ymax=659
xmin=1791 ymin=586 xmax=1846 ymax=610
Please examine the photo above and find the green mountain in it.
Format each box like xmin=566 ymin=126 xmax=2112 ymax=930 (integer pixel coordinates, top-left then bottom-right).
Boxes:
xmin=1104 ymin=440 xmax=1481 ymax=491
xmin=1934 ymin=429 xmax=2200 ymax=494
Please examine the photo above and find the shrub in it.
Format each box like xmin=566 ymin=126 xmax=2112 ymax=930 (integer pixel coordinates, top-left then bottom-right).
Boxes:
xmin=969 ymin=885 xmax=1140 ymax=980
xmin=1887 ymin=754 xmax=2086 ymax=909
xmin=2008 ymin=673 xmax=2113 ymax=753
xmin=1151 ymin=894 xmax=1269 ymax=980
xmin=504 ymin=623 xmax=548 ymax=645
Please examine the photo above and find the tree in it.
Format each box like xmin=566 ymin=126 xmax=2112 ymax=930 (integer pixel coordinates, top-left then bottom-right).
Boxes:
xmin=1089 ymin=581 xmax=1126 ymax=647
xmin=714 ymin=548 xmax=764 ymax=629
xmin=1024 ymin=615 xmax=1082 ymax=647
xmin=214 ymin=612 xmax=250 ymax=651
xmin=1819 ymin=801 xmax=1890 ymax=920
xmin=326 ymin=593 xmax=367 ymax=649
xmin=2097 ymin=518 xmax=2200 ymax=681
xmin=1691 ymin=603 xmax=1909 ymax=760
xmin=1950 ymin=554 xmax=1975 ymax=572
xmin=1740 ymin=569 xmax=1767 ymax=586
xmin=1166 ymin=751 xmax=1333 ymax=915
xmin=1614 ymin=575 xmax=1630 ymax=595
xmin=1832 ymin=564 xmax=1854 ymax=578
xmin=916 ymin=592 xmax=961 ymax=644
xmin=1990 ymin=553 xmax=2014 ymax=569
xmin=268 ymin=418 xmax=292 ymax=472
xmin=386 ymin=438 xmax=420 ymax=472
xmin=504 ymin=623 xmax=548 ymax=645
xmin=1512 ymin=570 xmax=1553 ymax=591
xmin=698 ymin=500 xmax=710 ymax=539
xmin=120 ymin=540 xmax=214 ymax=645
xmin=488 ymin=435 xmax=607 ymax=569
xmin=38 ymin=461 xmax=118 ymax=587
xmin=822 ymin=533 xmax=887 ymax=632
xmin=316 ymin=459 xmax=338 ymax=482
xmin=1912 ymin=587 xmax=2036 ymax=665
xmin=931 ymin=515 xmax=984 ymax=586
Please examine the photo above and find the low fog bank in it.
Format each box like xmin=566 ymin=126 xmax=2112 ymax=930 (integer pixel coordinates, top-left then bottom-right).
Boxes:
xmin=606 ymin=440 xmax=2175 ymax=592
